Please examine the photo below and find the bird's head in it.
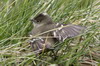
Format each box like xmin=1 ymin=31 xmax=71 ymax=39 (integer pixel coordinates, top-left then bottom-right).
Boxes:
xmin=30 ymin=13 xmax=52 ymax=27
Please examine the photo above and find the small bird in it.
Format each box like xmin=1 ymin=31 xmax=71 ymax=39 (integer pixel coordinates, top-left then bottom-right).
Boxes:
xmin=29 ymin=13 xmax=86 ymax=54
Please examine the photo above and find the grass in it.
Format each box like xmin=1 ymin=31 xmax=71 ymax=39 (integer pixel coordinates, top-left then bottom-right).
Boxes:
xmin=0 ymin=0 xmax=100 ymax=66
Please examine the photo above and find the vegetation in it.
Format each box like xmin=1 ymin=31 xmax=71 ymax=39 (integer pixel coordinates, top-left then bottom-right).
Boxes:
xmin=0 ymin=0 xmax=100 ymax=66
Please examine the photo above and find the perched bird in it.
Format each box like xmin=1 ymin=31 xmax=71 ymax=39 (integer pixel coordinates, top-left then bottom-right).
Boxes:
xmin=29 ymin=13 xmax=86 ymax=54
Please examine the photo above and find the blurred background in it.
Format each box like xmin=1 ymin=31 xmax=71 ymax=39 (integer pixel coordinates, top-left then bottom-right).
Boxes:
xmin=0 ymin=0 xmax=100 ymax=66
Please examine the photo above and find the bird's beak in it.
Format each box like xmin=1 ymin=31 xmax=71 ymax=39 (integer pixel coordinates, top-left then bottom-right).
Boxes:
xmin=30 ymin=19 xmax=35 ymax=22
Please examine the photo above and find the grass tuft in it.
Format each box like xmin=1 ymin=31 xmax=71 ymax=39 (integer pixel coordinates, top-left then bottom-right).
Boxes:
xmin=0 ymin=0 xmax=100 ymax=66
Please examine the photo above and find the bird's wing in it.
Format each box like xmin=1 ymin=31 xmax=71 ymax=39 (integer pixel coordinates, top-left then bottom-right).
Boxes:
xmin=53 ymin=23 xmax=86 ymax=41
xmin=29 ymin=38 xmax=53 ymax=54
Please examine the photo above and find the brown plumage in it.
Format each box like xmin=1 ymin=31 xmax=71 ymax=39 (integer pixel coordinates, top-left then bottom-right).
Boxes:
xmin=29 ymin=13 xmax=86 ymax=54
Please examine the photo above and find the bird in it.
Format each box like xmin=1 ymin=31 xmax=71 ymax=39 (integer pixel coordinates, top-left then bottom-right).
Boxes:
xmin=29 ymin=13 xmax=86 ymax=54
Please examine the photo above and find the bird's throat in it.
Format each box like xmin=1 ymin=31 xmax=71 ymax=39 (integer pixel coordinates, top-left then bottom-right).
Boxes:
xmin=33 ymin=23 xmax=45 ymax=28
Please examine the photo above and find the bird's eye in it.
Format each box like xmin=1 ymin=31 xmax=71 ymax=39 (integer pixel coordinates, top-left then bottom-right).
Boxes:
xmin=36 ymin=20 xmax=40 ymax=22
